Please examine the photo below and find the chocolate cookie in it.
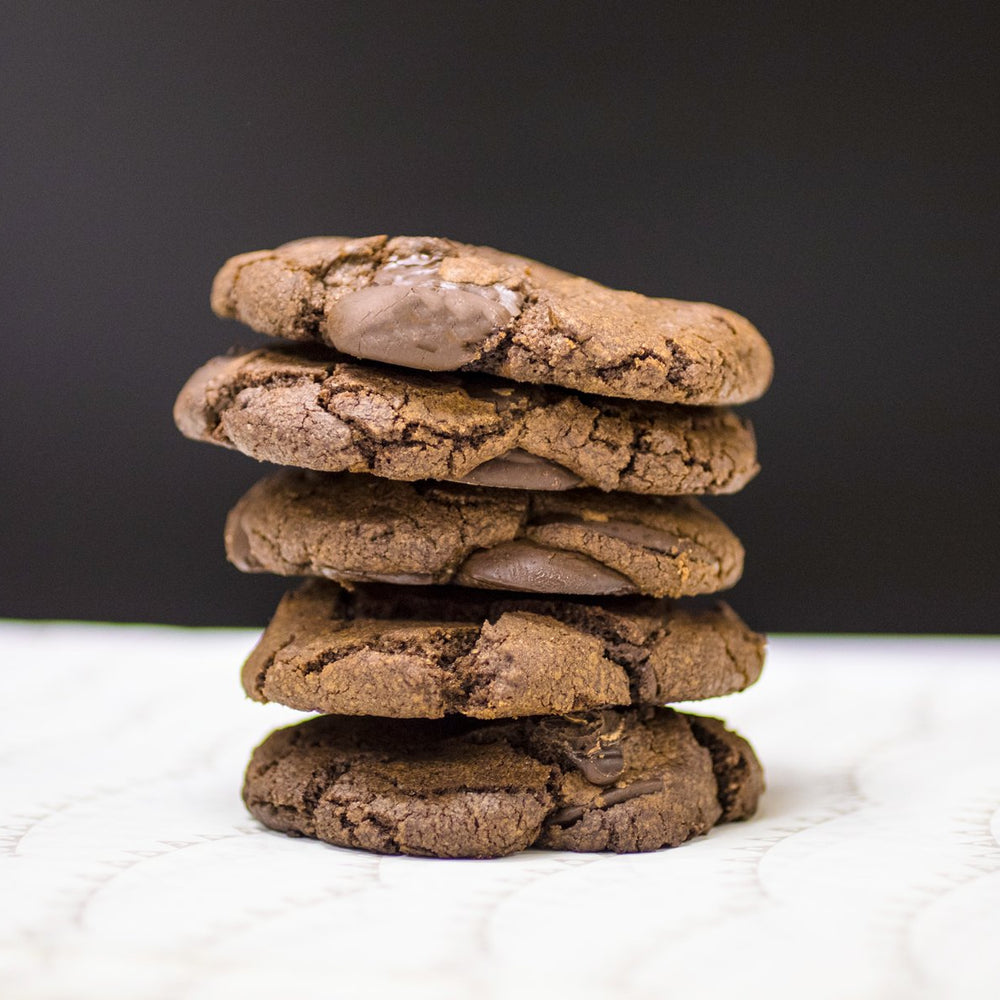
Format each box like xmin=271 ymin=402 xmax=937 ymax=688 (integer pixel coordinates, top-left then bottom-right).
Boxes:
xmin=242 ymin=707 xmax=764 ymax=857
xmin=174 ymin=347 xmax=759 ymax=495
xmin=242 ymin=581 xmax=765 ymax=718
xmin=212 ymin=235 xmax=773 ymax=405
xmin=226 ymin=469 xmax=744 ymax=598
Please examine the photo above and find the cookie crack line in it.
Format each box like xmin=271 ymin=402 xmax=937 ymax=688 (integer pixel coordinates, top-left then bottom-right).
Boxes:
xmin=251 ymin=632 xmax=297 ymax=699
xmin=687 ymin=715 xmax=766 ymax=821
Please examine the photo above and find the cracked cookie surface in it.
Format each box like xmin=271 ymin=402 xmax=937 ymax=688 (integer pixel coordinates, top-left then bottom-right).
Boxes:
xmin=174 ymin=347 xmax=759 ymax=495
xmin=241 ymin=580 xmax=765 ymax=718
xmin=212 ymin=235 xmax=773 ymax=405
xmin=226 ymin=469 xmax=744 ymax=597
xmin=242 ymin=707 xmax=764 ymax=857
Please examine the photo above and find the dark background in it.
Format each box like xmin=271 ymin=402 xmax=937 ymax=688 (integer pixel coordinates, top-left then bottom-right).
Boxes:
xmin=2 ymin=2 xmax=998 ymax=632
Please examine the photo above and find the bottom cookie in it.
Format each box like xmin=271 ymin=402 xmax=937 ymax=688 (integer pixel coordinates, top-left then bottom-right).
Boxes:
xmin=243 ymin=708 xmax=763 ymax=858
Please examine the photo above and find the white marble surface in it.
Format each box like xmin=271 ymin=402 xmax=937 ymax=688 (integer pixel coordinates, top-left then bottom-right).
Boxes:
xmin=1 ymin=623 xmax=998 ymax=1000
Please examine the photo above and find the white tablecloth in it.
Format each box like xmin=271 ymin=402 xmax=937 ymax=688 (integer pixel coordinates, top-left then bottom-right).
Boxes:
xmin=1 ymin=623 xmax=998 ymax=999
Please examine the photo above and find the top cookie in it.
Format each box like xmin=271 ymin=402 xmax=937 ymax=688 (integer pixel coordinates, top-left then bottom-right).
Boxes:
xmin=211 ymin=235 xmax=773 ymax=405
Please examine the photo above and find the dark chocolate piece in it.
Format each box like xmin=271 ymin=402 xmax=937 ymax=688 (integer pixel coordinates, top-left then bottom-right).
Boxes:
xmin=454 ymin=540 xmax=635 ymax=595
xmin=528 ymin=711 xmax=627 ymax=786
xmin=548 ymin=780 xmax=666 ymax=827
xmin=324 ymin=252 xmax=523 ymax=370
xmin=456 ymin=449 xmax=584 ymax=491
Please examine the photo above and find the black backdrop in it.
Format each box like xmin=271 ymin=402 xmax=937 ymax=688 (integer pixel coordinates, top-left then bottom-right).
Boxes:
xmin=3 ymin=2 xmax=998 ymax=632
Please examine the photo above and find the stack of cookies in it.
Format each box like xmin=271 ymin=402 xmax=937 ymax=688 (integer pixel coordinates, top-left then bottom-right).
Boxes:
xmin=174 ymin=235 xmax=772 ymax=858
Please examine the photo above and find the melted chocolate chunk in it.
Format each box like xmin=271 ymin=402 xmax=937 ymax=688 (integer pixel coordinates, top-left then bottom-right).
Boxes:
xmin=456 ymin=449 xmax=584 ymax=491
xmin=454 ymin=540 xmax=635 ymax=595
xmin=529 ymin=711 xmax=628 ymax=786
xmin=547 ymin=779 xmax=666 ymax=827
xmin=323 ymin=253 xmax=523 ymax=370
xmin=570 ymin=746 xmax=626 ymax=785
